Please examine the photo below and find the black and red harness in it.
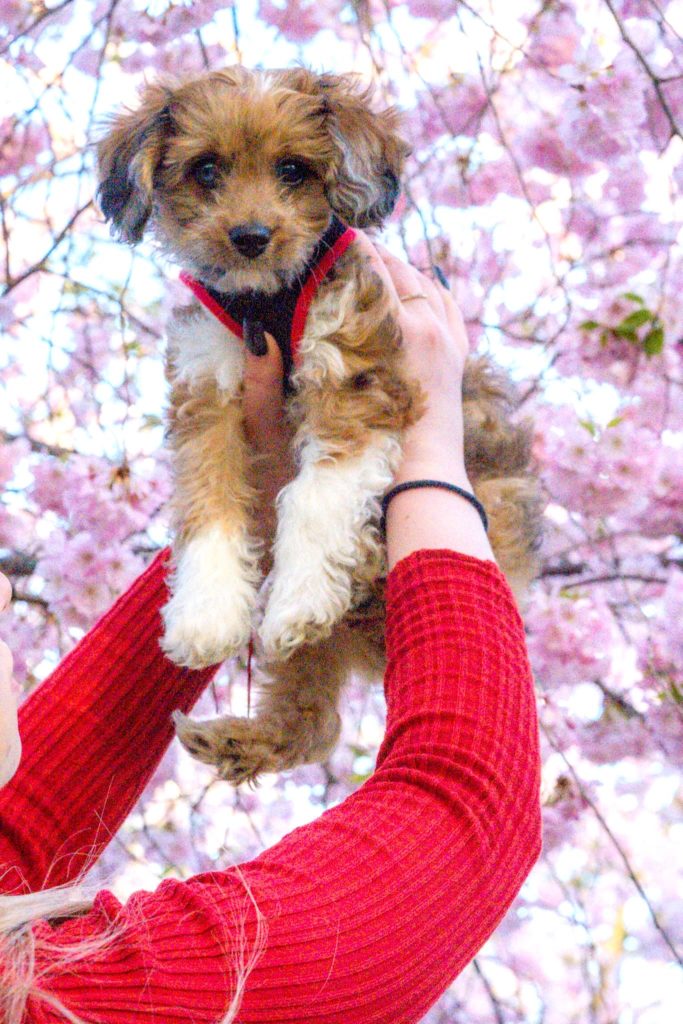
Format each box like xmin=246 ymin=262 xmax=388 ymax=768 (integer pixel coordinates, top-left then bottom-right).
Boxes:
xmin=180 ymin=216 xmax=356 ymax=383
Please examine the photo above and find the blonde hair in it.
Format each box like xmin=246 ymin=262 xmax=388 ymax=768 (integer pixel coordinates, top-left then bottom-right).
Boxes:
xmin=0 ymin=872 xmax=267 ymax=1024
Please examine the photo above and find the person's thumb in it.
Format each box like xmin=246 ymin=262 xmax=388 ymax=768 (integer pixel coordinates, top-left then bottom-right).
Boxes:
xmin=242 ymin=325 xmax=285 ymax=435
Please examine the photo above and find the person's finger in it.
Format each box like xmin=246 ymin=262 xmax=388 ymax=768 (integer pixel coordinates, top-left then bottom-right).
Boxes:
xmin=0 ymin=574 xmax=11 ymax=613
xmin=373 ymin=243 xmax=429 ymax=303
xmin=356 ymin=234 xmax=445 ymax=318
xmin=353 ymin=234 xmax=403 ymax=311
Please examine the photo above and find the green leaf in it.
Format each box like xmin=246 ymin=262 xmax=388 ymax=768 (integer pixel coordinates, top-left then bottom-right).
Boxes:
xmin=580 ymin=319 xmax=600 ymax=331
xmin=606 ymin=416 xmax=623 ymax=429
xmin=579 ymin=419 xmax=597 ymax=436
xmin=622 ymin=291 xmax=644 ymax=305
xmin=642 ymin=326 xmax=664 ymax=356
xmin=613 ymin=326 xmax=638 ymax=342
xmin=618 ymin=309 xmax=652 ymax=331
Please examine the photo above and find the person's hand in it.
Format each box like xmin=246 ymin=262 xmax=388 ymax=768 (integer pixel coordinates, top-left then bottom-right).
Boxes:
xmin=354 ymin=234 xmax=470 ymax=488
xmin=241 ymin=331 xmax=295 ymax=552
xmin=354 ymin=233 xmax=494 ymax=566
xmin=0 ymin=573 xmax=21 ymax=788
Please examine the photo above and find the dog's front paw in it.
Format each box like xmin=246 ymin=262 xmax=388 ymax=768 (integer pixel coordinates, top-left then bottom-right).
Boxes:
xmin=161 ymin=527 xmax=259 ymax=668
xmin=161 ymin=588 xmax=251 ymax=668
xmin=173 ymin=711 xmax=286 ymax=784
xmin=260 ymin=575 xmax=346 ymax=659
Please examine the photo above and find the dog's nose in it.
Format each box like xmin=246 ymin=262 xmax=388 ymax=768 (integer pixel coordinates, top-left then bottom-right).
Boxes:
xmin=229 ymin=223 xmax=272 ymax=259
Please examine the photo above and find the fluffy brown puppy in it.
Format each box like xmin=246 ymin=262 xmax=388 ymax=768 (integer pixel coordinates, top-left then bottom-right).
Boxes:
xmin=97 ymin=67 xmax=542 ymax=784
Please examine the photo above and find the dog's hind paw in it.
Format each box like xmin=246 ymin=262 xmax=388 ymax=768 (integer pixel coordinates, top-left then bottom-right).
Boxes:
xmin=173 ymin=712 xmax=286 ymax=784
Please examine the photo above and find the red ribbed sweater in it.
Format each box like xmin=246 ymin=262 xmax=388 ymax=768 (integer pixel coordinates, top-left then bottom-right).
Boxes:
xmin=0 ymin=549 xmax=541 ymax=1023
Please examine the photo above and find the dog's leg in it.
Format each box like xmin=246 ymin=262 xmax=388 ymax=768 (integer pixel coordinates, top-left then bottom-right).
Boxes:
xmin=462 ymin=356 xmax=544 ymax=604
xmin=173 ymin=632 xmax=349 ymax=783
xmin=161 ymin=354 xmax=260 ymax=669
xmin=259 ymin=430 xmax=401 ymax=660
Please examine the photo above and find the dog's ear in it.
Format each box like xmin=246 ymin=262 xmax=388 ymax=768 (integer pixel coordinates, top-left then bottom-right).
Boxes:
xmin=318 ymin=74 xmax=410 ymax=228
xmin=96 ymin=83 xmax=173 ymax=244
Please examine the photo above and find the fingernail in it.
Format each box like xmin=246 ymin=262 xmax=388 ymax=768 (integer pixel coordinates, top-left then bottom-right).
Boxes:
xmin=243 ymin=319 xmax=267 ymax=356
xmin=433 ymin=265 xmax=450 ymax=290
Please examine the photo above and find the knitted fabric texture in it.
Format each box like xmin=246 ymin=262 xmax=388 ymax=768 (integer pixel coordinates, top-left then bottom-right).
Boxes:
xmin=0 ymin=549 xmax=541 ymax=1023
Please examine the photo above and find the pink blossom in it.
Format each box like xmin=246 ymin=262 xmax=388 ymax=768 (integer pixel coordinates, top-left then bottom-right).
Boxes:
xmin=425 ymin=160 xmax=466 ymax=208
xmin=0 ymin=612 xmax=43 ymax=684
xmin=468 ymin=158 xmax=521 ymax=205
xmin=642 ymin=77 xmax=683 ymax=150
xmin=662 ymin=571 xmax=683 ymax=670
xmin=604 ymin=160 xmax=646 ymax=209
xmin=62 ymin=313 xmax=115 ymax=384
xmin=577 ymin=712 xmax=652 ymax=764
xmin=0 ymin=0 xmax=29 ymax=36
xmin=0 ymin=437 xmax=29 ymax=489
xmin=30 ymin=455 xmax=160 ymax=543
xmin=535 ymin=405 xmax=660 ymax=518
xmin=405 ymin=0 xmax=455 ymax=17
xmin=0 ymin=507 xmax=31 ymax=549
xmin=258 ymin=0 xmax=344 ymax=42
xmin=526 ymin=588 xmax=618 ymax=687
xmin=410 ymin=80 xmax=488 ymax=142
xmin=525 ymin=4 xmax=582 ymax=70
xmin=622 ymin=445 xmax=683 ymax=538
xmin=36 ymin=530 xmax=132 ymax=629
xmin=70 ymin=44 xmax=103 ymax=77
xmin=559 ymin=57 xmax=647 ymax=161
xmin=0 ymin=277 xmax=39 ymax=331
xmin=66 ymin=575 xmax=112 ymax=621
xmin=0 ymin=118 xmax=50 ymax=177
xmin=29 ymin=459 xmax=70 ymax=517
xmin=542 ymin=774 xmax=592 ymax=851
xmin=646 ymin=702 xmax=683 ymax=765
xmin=518 ymin=122 xmax=592 ymax=176
xmin=616 ymin=0 xmax=657 ymax=17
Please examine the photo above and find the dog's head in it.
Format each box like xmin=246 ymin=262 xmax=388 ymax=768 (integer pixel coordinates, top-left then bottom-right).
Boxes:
xmin=97 ymin=67 xmax=409 ymax=293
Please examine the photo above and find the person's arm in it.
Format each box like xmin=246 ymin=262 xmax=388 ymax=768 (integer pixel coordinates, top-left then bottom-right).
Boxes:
xmin=32 ymin=551 xmax=540 ymax=1024
xmin=0 ymin=550 xmax=219 ymax=894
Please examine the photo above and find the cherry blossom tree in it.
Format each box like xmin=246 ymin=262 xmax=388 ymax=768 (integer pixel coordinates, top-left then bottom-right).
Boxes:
xmin=1 ymin=1 xmax=682 ymax=1019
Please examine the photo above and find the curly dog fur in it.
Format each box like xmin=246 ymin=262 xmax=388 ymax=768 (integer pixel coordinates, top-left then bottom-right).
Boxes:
xmin=97 ymin=67 xmax=542 ymax=784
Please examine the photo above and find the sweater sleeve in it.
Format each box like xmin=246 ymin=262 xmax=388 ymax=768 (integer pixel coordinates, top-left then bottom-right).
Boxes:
xmin=28 ymin=549 xmax=542 ymax=1024
xmin=0 ymin=549 xmax=218 ymax=894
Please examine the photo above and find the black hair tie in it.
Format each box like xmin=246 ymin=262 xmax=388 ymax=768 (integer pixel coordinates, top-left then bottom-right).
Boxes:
xmin=381 ymin=479 xmax=488 ymax=535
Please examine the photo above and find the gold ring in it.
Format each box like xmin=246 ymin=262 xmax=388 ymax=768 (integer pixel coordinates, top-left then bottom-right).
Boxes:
xmin=399 ymin=292 xmax=428 ymax=303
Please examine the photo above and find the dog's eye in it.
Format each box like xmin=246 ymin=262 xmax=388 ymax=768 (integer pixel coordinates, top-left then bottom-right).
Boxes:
xmin=276 ymin=159 xmax=310 ymax=186
xmin=192 ymin=159 xmax=220 ymax=189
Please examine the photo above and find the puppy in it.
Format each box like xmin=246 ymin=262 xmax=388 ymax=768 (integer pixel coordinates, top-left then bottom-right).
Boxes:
xmin=97 ymin=67 xmax=542 ymax=784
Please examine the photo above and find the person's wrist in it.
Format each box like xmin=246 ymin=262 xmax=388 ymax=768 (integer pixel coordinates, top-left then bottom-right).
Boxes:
xmin=393 ymin=460 xmax=471 ymax=493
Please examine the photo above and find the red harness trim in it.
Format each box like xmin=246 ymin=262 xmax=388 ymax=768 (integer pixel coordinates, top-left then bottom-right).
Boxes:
xmin=179 ymin=271 xmax=244 ymax=338
xmin=289 ymin=227 xmax=356 ymax=361
xmin=178 ymin=226 xmax=356 ymax=369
